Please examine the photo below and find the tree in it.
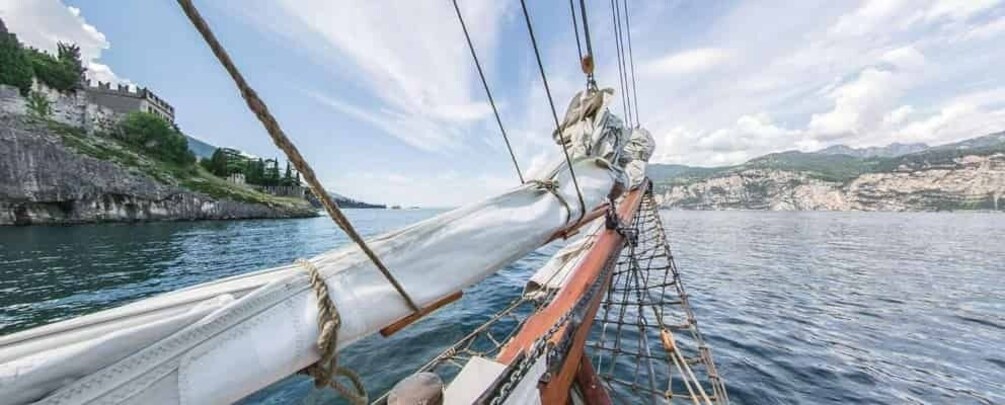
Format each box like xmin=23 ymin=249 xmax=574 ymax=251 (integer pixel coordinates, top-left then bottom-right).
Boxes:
xmin=57 ymin=42 xmax=85 ymax=87
xmin=206 ymin=148 xmax=230 ymax=176
xmin=0 ymin=32 xmax=33 ymax=95
xmin=26 ymin=48 xmax=78 ymax=91
xmin=245 ymin=158 xmax=265 ymax=185
xmin=282 ymin=161 xmax=294 ymax=185
xmin=118 ymin=111 xmax=195 ymax=165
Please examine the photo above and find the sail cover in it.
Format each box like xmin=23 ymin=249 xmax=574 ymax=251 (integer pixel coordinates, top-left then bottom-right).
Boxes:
xmin=0 ymin=88 xmax=654 ymax=404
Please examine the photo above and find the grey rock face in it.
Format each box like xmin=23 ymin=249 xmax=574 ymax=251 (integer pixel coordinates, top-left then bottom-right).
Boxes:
xmin=656 ymin=155 xmax=1005 ymax=212
xmin=0 ymin=115 xmax=315 ymax=225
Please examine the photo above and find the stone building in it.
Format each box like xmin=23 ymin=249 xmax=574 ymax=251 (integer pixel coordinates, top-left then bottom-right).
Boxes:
xmin=85 ymin=81 xmax=175 ymax=123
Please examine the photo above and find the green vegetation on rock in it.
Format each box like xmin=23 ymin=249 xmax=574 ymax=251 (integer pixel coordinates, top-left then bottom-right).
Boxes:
xmin=0 ymin=31 xmax=84 ymax=94
xmin=0 ymin=31 xmax=33 ymax=95
xmin=26 ymin=91 xmax=51 ymax=118
xmin=200 ymin=147 xmax=300 ymax=187
xmin=116 ymin=111 xmax=195 ymax=165
xmin=44 ymin=119 xmax=307 ymax=209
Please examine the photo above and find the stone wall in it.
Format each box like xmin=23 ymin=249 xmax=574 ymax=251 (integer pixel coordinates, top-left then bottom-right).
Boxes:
xmin=0 ymin=82 xmax=119 ymax=133
xmin=0 ymin=85 xmax=26 ymax=115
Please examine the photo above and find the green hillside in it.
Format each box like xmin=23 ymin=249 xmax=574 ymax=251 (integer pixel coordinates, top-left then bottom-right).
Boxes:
xmin=48 ymin=119 xmax=308 ymax=209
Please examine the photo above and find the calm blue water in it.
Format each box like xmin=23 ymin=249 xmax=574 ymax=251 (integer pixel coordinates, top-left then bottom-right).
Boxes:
xmin=0 ymin=210 xmax=1002 ymax=404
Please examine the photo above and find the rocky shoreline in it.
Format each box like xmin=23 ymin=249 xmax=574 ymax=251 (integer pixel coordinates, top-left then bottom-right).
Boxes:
xmin=0 ymin=115 xmax=317 ymax=225
xmin=655 ymin=155 xmax=1004 ymax=212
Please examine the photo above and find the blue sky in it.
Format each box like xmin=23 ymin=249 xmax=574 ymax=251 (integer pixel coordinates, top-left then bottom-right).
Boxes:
xmin=2 ymin=0 xmax=1004 ymax=206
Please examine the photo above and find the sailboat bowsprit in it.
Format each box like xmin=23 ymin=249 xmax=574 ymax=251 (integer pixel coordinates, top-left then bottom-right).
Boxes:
xmin=0 ymin=0 xmax=727 ymax=403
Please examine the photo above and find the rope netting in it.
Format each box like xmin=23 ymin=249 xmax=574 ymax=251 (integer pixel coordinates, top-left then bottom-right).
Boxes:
xmin=588 ymin=193 xmax=729 ymax=404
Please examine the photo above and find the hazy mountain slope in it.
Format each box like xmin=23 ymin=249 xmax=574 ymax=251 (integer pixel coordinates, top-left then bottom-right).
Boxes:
xmin=650 ymin=132 xmax=1005 ymax=212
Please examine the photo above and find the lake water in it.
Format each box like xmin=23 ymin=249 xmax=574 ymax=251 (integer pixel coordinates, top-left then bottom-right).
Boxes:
xmin=0 ymin=210 xmax=1001 ymax=404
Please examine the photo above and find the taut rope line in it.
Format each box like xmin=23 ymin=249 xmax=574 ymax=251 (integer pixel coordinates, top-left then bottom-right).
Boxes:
xmin=610 ymin=0 xmax=633 ymax=125
xmin=621 ymin=0 xmax=641 ymax=127
xmin=519 ymin=0 xmax=588 ymax=224
xmin=174 ymin=0 xmax=419 ymax=313
xmin=451 ymin=0 xmax=525 ymax=184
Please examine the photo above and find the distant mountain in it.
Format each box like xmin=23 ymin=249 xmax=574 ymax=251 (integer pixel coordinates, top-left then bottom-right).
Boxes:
xmin=816 ymin=142 xmax=928 ymax=158
xmin=649 ymin=131 xmax=1005 ymax=212
xmin=330 ymin=191 xmax=386 ymax=209
xmin=185 ymin=135 xmax=217 ymax=160
xmin=306 ymin=191 xmax=386 ymax=209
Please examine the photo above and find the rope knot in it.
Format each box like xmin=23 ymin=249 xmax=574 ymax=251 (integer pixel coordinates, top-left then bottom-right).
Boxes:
xmin=295 ymin=259 xmax=368 ymax=404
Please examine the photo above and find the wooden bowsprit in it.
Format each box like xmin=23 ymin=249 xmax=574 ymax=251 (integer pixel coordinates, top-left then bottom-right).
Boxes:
xmin=489 ymin=180 xmax=648 ymax=404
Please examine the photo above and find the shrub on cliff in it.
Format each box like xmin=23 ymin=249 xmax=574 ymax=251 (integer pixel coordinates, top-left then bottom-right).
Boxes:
xmin=117 ymin=111 xmax=196 ymax=165
xmin=26 ymin=45 xmax=82 ymax=92
xmin=0 ymin=32 xmax=33 ymax=95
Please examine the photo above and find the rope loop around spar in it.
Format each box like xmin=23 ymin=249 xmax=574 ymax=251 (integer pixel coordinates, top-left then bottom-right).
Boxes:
xmin=175 ymin=0 xmax=419 ymax=314
xmin=297 ymin=259 xmax=368 ymax=405
xmin=528 ymin=179 xmax=572 ymax=225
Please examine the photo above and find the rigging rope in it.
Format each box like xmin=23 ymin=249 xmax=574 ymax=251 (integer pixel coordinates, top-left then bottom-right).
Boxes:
xmin=568 ymin=0 xmax=584 ymax=68
xmin=451 ymin=0 xmax=525 ymax=184
xmin=519 ymin=0 xmax=587 ymax=224
xmin=578 ymin=0 xmax=597 ymax=84
xmin=175 ymin=0 xmax=427 ymax=401
xmin=621 ymin=0 xmax=641 ymax=127
xmin=174 ymin=0 xmax=419 ymax=314
xmin=609 ymin=0 xmax=633 ymax=126
xmin=569 ymin=0 xmax=599 ymax=87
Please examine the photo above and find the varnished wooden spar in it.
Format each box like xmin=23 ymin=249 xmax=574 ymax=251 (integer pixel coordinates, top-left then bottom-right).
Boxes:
xmin=377 ymin=204 xmax=609 ymax=337
xmin=379 ymin=292 xmax=463 ymax=337
xmin=496 ymin=181 xmax=648 ymax=404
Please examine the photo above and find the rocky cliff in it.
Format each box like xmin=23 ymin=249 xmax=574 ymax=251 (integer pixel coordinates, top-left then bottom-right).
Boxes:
xmin=654 ymin=134 xmax=1005 ymax=212
xmin=0 ymin=115 xmax=317 ymax=225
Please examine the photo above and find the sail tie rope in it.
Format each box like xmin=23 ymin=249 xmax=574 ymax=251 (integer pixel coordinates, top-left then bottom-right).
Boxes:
xmin=176 ymin=0 xmax=419 ymax=401
xmin=297 ymin=260 xmax=368 ymax=404
xmin=528 ymin=179 xmax=572 ymax=224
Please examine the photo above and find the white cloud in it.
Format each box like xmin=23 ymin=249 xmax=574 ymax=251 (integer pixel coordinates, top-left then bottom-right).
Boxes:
xmin=808 ymin=68 xmax=900 ymax=139
xmin=959 ymin=15 xmax=1005 ymax=41
xmin=881 ymin=45 xmax=926 ymax=70
xmin=884 ymin=105 xmax=915 ymax=126
xmin=227 ymin=0 xmax=506 ymax=152
xmin=643 ymin=48 xmax=730 ymax=75
xmin=0 ymin=0 xmax=129 ymax=84
xmin=829 ymin=0 xmax=913 ymax=37
xmin=327 ymin=170 xmax=515 ymax=208
xmin=924 ymin=0 xmax=1000 ymax=22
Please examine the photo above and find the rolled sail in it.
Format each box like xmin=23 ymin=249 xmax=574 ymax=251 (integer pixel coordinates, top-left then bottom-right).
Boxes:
xmin=0 ymin=88 xmax=655 ymax=404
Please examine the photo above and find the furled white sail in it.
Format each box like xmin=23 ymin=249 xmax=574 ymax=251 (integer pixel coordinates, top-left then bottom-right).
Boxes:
xmin=0 ymin=89 xmax=653 ymax=404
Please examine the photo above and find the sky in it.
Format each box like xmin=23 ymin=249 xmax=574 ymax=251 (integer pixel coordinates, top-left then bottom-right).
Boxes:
xmin=1 ymin=0 xmax=1003 ymax=206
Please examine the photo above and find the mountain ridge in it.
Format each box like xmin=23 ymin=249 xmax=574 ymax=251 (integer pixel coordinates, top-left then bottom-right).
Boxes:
xmin=650 ymin=132 xmax=1005 ymax=211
